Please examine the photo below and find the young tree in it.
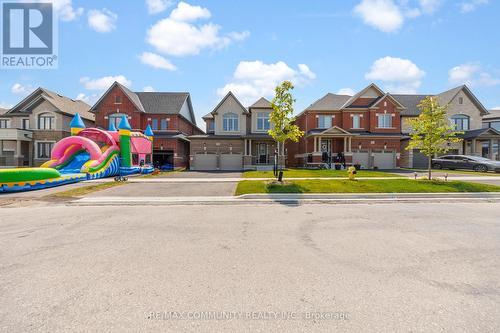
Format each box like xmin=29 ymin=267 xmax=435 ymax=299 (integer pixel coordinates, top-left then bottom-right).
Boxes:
xmin=269 ymin=81 xmax=304 ymax=179
xmin=407 ymin=96 xmax=463 ymax=180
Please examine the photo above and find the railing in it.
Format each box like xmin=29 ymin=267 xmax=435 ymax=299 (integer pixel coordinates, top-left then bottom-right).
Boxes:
xmin=251 ymin=155 xmax=276 ymax=165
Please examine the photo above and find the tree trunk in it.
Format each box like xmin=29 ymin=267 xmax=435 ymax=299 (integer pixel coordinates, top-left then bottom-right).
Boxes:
xmin=428 ymin=155 xmax=432 ymax=180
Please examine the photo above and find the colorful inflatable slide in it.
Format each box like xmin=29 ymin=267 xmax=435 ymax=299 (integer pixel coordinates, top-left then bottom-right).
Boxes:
xmin=0 ymin=114 xmax=154 ymax=193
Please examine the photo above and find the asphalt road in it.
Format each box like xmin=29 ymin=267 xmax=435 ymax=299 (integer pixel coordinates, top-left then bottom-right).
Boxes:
xmin=1 ymin=202 xmax=499 ymax=332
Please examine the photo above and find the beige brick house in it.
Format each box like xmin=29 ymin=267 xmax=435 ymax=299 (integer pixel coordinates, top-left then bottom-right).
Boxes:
xmin=0 ymin=88 xmax=93 ymax=167
xmin=189 ymin=92 xmax=283 ymax=170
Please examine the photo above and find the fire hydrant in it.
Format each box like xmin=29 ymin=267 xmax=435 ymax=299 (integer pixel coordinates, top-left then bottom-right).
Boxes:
xmin=348 ymin=166 xmax=357 ymax=180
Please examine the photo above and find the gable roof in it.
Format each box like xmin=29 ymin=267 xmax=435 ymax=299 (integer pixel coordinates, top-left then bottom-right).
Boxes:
xmin=369 ymin=93 xmax=406 ymax=109
xmin=458 ymin=127 xmax=500 ymax=139
xmin=340 ymin=83 xmax=385 ymax=109
xmin=305 ymin=93 xmax=352 ymax=111
xmin=7 ymin=87 xmax=94 ymax=121
xmin=249 ymin=97 xmax=272 ymax=109
xmin=90 ymin=81 xmax=197 ymax=125
xmin=210 ymin=91 xmax=248 ymax=115
xmin=392 ymin=94 xmax=429 ymax=116
xmin=437 ymin=85 xmax=488 ymax=115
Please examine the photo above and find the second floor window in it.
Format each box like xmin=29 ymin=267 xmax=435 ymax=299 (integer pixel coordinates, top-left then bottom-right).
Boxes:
xmin=223 ymin=113 xmax=239 ymax=131
xmin=115 ymin=96 xmax=122 ymax=104
xmin=109 ymin=114 xmax=123 ymax=129
xmin=377 ymin=114 xmax=392 ymax=128
xmin=0 ymin=119 xmax=10 ymax=128
xmin=152 ymin=119 xmax=158 ymax=130
xmin=451 ymin=115 xmax=469 ymax=131
xmin=38 ymin=113 xmax=54 ymax=130
xmin=317 ymin=115 xmax=332 ymax=129
xmin=160 ymin=119 xmax=168 ymax=130
xmin=208 ymin=121 xmax=214 ymax=132
xmin=22 ymin=118 xmax=30 ymax=129
xmin=37 ymin=142 xmax=53 ymax=158
xmin=352 ymin=115 xmax=361 ymax=129
xmin=257 ymin=112 xmax=270 ymax=131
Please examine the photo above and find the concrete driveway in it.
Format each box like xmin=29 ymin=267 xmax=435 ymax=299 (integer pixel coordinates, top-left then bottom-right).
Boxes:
xmin=164 ymin=171 xmax=243 ymax=178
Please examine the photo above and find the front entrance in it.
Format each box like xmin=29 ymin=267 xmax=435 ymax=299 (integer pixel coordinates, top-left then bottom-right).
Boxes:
xmin=258 ymin=143 xmax=267 ymax=164
xmin=153 ymin=150 xmax=174 ymax=169
xmin=320 ymin=139 xmax=331 ymax=163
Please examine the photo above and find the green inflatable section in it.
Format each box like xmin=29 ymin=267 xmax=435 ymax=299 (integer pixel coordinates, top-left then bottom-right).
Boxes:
xmin=0 ymin=168 xmax=61 ymax=183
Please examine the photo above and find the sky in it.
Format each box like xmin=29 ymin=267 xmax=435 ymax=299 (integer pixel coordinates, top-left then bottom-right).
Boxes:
xmin=1 ymin=0 xmax=499 ymax=127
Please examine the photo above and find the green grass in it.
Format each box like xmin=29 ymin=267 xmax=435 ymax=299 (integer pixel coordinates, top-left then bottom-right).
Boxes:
xmin=235 ymin=179 xmax=500 ymax=195
xmin=401 ymin=168 xmax=500 ymax=176
xmin=242 ymin=168 xmax=400 ymax=178
xmin=49 ymin=181 xmax=125 ymax=198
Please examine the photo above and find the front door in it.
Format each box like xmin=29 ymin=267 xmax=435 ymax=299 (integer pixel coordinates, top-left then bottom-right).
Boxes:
xmin=258 ymin=143 xmax=267 ymax=164
xmin=320 ymin=139 xmax=331 ymax=163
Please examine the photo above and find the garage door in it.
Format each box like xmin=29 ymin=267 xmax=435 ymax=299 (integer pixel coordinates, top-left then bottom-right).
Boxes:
xmin=220 ymin=154 xmax=242 ymax=170
xmin=352 ymin=152 xmax=370 ymax=169
xmin=373 ymin=151 xmax=395 ymax=169
xmin=193 ymin=153 xmax=217 ymax=170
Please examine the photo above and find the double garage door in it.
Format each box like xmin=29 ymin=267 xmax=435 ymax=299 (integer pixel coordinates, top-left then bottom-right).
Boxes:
xmin=192 ymin=153 xmax=242 ymax=171
xmin=352 ymin=151 xmax=396 ymax=169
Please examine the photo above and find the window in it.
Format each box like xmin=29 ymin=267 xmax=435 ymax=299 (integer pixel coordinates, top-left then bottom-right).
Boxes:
xmin=160 ymin=119 xmax=168 ymax=130
xmin=151 ymin=119 xmax=158 ymax=130
xmin=132 ymin=153 xmax=139 ymax=165
xmin=352 ymin=115 xmax=361 ymax=129
xmin=37 ymin=142 xmax=53 ymax=158
xmin=115 ymin=95 xmax=122 ymax=104
xmin=38 ymin=113 xmax=54 ymax=130
xmin=256 ymin=112 xmax=270 ymax=131
xmin=317 ymin=115 xmax=332 ymax=129
xmin=109 ymin=114 xmax=123 ymax=129
xmin=0 ymin=119 xmax=10 ymax=128
xmin=377 ymin=114 xmax=392 ymax=128
xmin=22 ymin=118 xmax=29 ymax=129
xmin=223 ymin=113 xmax=239 ymax=131
xmin=208 ymin=121 xmax=214 ymax=132
xmin=145 ymin=154 xmax=151 ymax=164
xmin=451 ymin=115 xmax=469 ymax=131
xmin=458 ymin=97 xmax=463 ymax=105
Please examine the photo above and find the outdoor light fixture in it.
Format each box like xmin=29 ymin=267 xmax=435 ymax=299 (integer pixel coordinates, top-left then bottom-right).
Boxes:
xmin=384 ymin=142 xmax=387 ymax=150
xmin=160 ymin=144 xmax=164 ymax=151
xmin=358 ymin=143 xmax=362 ymax=150
xmin=203 ymin=143 xmax=206 ymax=151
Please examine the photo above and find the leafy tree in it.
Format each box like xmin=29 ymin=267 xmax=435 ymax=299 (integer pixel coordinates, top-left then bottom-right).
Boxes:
xmin=269 ymin=81 xmax=304 ymax=179
xmin=407 ymin=96 xmax=463 ymax=180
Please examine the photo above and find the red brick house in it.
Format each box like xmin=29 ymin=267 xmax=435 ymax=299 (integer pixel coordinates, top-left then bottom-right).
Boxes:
xmin=287 ymin=83 xmax=405 ymax=169
xmin=90 ymin=82 xmax=203 ymax=169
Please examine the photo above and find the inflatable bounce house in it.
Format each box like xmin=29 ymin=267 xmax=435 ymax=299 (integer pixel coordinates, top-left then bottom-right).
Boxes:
xmin=0 ymin=114 xmax=154 ymax=193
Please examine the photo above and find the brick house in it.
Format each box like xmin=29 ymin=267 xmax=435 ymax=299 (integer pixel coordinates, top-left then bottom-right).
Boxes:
xmin=189 ymin=92 xmax=284 ymax=170
xmin=0 ymin=88 xmax=93 ymax=167
xmin=288 ymin=84 xmax=405 ymax=169
xmin=90 ymin=82 xmax=203 ymax=169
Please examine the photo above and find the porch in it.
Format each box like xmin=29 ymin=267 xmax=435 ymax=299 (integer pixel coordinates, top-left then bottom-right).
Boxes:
xmin=0 ymin=129 xmax=33 ymax=167
xmin=459 ymin=128 xmax=500 ymax=160
xmin=301 ymin=126 xmax=357 ymax=167
xmin=243 ymin=137 xmax=285 ymax=170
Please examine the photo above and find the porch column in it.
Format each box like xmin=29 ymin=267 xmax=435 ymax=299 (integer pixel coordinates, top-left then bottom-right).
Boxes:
xmin=343 ymin=136 xmax=347 ymax=152
xmin=498 ymin=139 xmax=500 ymax=160
xmin=490 ymin=139 xmax=494 ymax=159
xmin=471 ymin=139 xmax=476 ymax=154
xmin=248 ymin=139 xmax=252 ymax=156
xmin=313 ymin=136 xmax=317 ymax=152
xmin=244 ymin=139 xmax=247 ymax=155
xmin=348 ymin=137 xmax=352 ymax=152
xmin=15 ymin=140 xmax=22 ymax=158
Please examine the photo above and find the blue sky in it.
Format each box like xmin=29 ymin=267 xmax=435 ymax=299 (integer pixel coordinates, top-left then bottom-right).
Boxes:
xmin=1 ymin=0 xmax=499 ymax=127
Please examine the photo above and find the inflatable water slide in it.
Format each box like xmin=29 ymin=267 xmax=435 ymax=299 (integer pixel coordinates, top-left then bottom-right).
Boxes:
xmin=0 ymin=114 xmax=154 ymax=193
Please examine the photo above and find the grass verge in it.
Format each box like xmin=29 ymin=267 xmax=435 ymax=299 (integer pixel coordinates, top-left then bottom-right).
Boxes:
xmin=243 ymin=168 xmax=400 ymax=178
xmin=401 ymin=168 xmax=500 ymax=176
xmin=49 ymin=181 xmax=125 ymax=198
xmin=235 ymin=179 xmax=500 ymax=195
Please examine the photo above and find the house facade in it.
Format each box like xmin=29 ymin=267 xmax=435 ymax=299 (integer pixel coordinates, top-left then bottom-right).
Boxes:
xmin=395 ymin=85 xmax=500 ymax=167
xmin=287 ymin=84 xmax=405 ymax=169
xmin=0 ymin=88 xmax=93 ymax=167
xmin=189 ymin=92 xmax=283 ymax=170
xmin=90 ymin=82 xmax=203 ymax=169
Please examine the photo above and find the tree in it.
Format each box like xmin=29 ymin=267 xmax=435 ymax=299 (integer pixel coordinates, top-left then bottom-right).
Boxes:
xmin=269 ymin=81 xmax=304 ymax=179
xmin=407 ymin=96 xmax=463 ymax=180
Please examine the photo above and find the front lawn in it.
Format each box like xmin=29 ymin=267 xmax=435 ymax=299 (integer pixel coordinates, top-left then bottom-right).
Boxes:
xmin=242 ymin=168 xmax=400 ymax=178
xmin=401 ymin=168 xmax=500 ymax=176
xmin=235 ymin=179 xmax=500 ymax=195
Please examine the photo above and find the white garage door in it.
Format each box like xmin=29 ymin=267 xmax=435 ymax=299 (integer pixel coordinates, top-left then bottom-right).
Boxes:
xmin=352 ymin=152 xmax=370 ymax=169
xmin=373 ymin=152 xmax=395 ymax=169
xmin=193 ymin=153 xmax=217 ymax=170
xmin=220 ymin=154 xmax=242 ymax=170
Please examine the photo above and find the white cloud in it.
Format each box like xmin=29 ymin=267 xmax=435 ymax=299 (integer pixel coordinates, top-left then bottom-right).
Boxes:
xmin=460 ymin=0 xmax=489 ymax=13
xmin=146 ymin=2 xmax=249 ymax=57
xmin=139 ymin=52 xmax=177 ymax=71
xmin=418 ymin=0 xmax=442 ymax=14
xmin=217 ymin=60 xmax=316 ymax=105
xmin=365 ymin=56 xmax=425 ymax=93
xmin=448 ymin=63 xmax=500 ymax=87
xmin=0 ymin=102 xmax=12 ymax=109
xmin=11 ymin=83 xmax=33 ymax=95
xmin=143 ymin=86 xmax=155 ymax=92
xmin=52 ymin=0 xmax=84 ymax=21
xmin=76 ymin=93 xmax=100 ymax=105
xmin=337 ymin=88 xmax=355 ymax=96
xmin=80 ymin=75 xmax=131 ymax=90
xmin=88 ymin=8 xmax=117 ymax=33
xmin=146 ymin=0 xmax=173 ymax=15
xmin=354 ymin=0 xmax=404 ymax=33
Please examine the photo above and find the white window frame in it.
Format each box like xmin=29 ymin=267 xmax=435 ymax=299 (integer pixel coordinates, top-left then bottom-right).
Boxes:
xmin=38 ymin=113 xmax=55 ymax=130
xmin=0 ymin=118 xmax=11 ymax=129
xmin=317 ymin=115 xmax=332 ymax=129
xmin=35 ymin=141 xmax=55 ymax=159
xmin=352 ymin=114 xmax=361 ymax=129
xmin=108 ymin=113 xmax=123 ymax=129
xmin=223 ymin=113 xmax=239 ymax=132
xmin=377 ymin=114 xmax=392 ymax=128
xmin=22 ymin=118 xmax=30 ymax=130
xmin=256 ymin=112 xmax=270 ymax=131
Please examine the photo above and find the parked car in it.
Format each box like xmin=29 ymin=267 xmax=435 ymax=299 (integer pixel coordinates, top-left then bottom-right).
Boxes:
xmin=431 ymin=155 xmax=500 ymax=173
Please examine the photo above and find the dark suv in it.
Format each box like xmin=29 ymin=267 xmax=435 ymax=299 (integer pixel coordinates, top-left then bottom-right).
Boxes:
xmin=432 ymin=155 xmax=500 ymax=173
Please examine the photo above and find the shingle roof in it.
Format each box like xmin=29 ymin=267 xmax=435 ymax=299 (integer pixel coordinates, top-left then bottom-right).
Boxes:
xmin=250 ymin=97 xmax=272 ymax=109
xmin=458 ymin=128 xmax=500 ymax=139
xmin=484 ymin=110 xmax=500 ymax=120
xmin=202 ymin=112 xmax=213 ymax=119
xmin=136 ymin=92 xmax=189 ymax=114
xmin=392 ymin=94 xmax=429 ymax=116
xmin=305 ymin=93 xmax=352 ymax=111
xmin=7 ymin=87 xmax=94 ymax=121
xmin=119 ymin=83 xmax=145 ymax=112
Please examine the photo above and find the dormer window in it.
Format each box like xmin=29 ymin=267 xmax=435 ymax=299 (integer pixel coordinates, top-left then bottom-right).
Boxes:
xmin=256 ymin=112 xmax=270 ymax=131
xmin=208 ymin=121 xmax=214 ymax=132
xmin=317 ymin=115 xmax=332 ymax=129
xmin=223 ymin=113 xmax=239 ymax=131
xmin=115 ymin=96 xmax=122 ymax=104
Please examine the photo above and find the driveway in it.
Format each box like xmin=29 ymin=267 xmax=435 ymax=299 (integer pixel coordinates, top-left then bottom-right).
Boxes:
xmin=1 ymin=202 xmax=499 ymax=332
xmin=164 ymin=171 xmax=243 ymax=178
